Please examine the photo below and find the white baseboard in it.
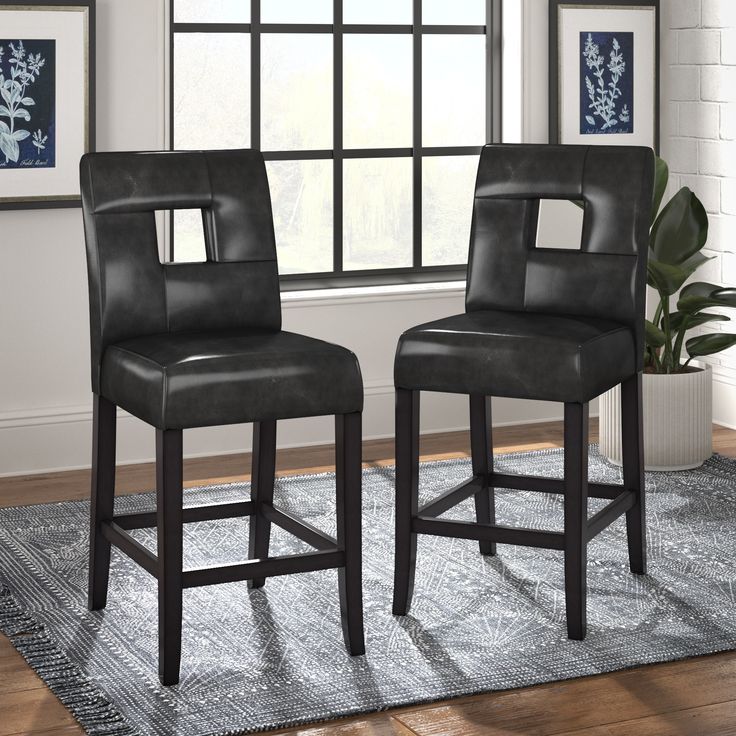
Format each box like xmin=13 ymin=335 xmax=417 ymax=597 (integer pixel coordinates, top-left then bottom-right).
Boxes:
xmin=0 ymin=385 xmax=578 ymax=478
xmin=713 ymin=374 xmax=736 ymax=430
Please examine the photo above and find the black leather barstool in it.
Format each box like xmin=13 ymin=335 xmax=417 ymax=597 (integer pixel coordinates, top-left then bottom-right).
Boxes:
xmin=392 ymin=143 xmax=654 ymax=639
xmin=80 ymin=149 xmax=365 ymax=685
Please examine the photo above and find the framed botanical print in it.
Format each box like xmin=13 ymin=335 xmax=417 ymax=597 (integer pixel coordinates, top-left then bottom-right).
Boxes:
xmin=0 ymin=0 xmax=95 ymax=209
xmin=549 ymin=0 xmax=659 ymax=152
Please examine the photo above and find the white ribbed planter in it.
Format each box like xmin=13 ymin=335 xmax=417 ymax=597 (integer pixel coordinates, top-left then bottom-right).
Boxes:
xmin=599 ymin=363 xmax=712 ymax=471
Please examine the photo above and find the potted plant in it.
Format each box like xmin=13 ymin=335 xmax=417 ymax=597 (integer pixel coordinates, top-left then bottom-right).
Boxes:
xmin=599 ymin=158 xmax=736 ymax=470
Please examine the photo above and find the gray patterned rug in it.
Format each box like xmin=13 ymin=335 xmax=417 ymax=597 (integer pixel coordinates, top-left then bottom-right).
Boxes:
xmin=1 ymin=446 xmax=735 ymax=736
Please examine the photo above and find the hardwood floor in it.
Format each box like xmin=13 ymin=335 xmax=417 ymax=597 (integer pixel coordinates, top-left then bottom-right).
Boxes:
xmin=1 ymin=420 xmax=735 ymax=736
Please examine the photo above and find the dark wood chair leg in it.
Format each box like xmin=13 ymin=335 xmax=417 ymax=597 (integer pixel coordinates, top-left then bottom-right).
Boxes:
xmin=156 ymin=429 xmax=184 ymax=686
xmin=88 ymin=394 xmax=117 ymax=611
xmin=248 ymin=420 xmax=277 ymax=589
xmin=336 ymin=412 xmax=365 ymax=655
xmin=564 ymin=402 xmax=589 ymax=640
xmin=393 ymin=388 xmax=420 ymax=616
xmin=622 ymin=373 xmax=647 ymax=575
xmin=470 ymin=394 xmax=496 ymax=556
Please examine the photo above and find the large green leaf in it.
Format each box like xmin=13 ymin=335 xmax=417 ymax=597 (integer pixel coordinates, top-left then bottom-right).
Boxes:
xmin=680 ymin=251 xmax=714 ymax=279
xmin=669 ymin=311 xmax=729 ymax=332
xmin=686 ymin=333 xmax=736 ymax=359
xmin=650 ymin=187 xmax=708 ymax=265
xmin=678 ymin=285 xmax=736 ymax=313
xmin=651 ymin=157 xmax=669 ymax=223
xmin=645 ymin=319 xmax=666 ymax=347
xmin=711 ymin=286 xmax=736 ymax=303
xmin=647 ymin=254 xmax=709 ymax=297
xmin=680 ymin=281 xmax=723 ymax=300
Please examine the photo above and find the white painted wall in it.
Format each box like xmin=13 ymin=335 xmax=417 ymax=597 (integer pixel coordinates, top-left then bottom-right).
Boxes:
xmin=661 ymin=0 xmax=736 ymax=427
xmin=0 ymin=0 xmax=573 ymax=477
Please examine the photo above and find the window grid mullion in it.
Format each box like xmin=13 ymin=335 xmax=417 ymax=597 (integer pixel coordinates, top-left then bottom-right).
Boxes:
xmin=487 ymin=0 xmax=500 ymax=143
xmin=170 ymin=1 xmax=498 ymax=278
xmin=251 ymin=0 xmax=261 ymax=151
xmin=486 ymin=0 xmax=492 ymax=143
xmin=412 ymin=0 xmax=422 ymax=269
xmin=333 ymin=0 xmax=344 ymax=273
xmin=171 ymin=23 xmax=488 ymax=35
xmin=169 ymin=0 xmax=175 ymax=260
xmin=261 ymin=146 xmax=483 ymax=161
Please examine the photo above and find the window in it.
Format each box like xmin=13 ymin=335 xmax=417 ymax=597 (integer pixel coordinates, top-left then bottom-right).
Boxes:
xmin=170 ymin=0 xmax=500 ymax=288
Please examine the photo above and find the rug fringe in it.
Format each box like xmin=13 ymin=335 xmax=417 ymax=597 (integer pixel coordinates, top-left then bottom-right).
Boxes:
xmin=0 ymin=585 xmax=139 ymax=736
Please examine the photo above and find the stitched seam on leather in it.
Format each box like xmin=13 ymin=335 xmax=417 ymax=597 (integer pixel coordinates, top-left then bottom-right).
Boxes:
xmin=580 ymin=146 xmax=591 ymax=254
xmin=85 ymin=162 xmax=105 ymax=386
xmin=578 ymin=327 xmax=631 ymax=398
xmin=580 ymin=326 xmax=631 ymax=347
xmin=161 ymin=367 xmax=168 ymax=429
xmin=633 ymin=151 xmax=650 ymax=369
xmin=108 ymin=345 xmax=167 ymax=371
xmin=205 ymin=257 xmax=276 ymax=265
xmin=521 ymin=201 xmax=534 ymax=311
xmin=111 ymin=338 xmax=350 ymax=363
xmin=86 ymin=160 xmax=97 ymax=214
xmin=163 ymin=262 xmax=170 ymax=333
xmin=202 ymin=152 xmax=219 ymax=262
xmin=107 ymin=345 xmax=168 ymax=426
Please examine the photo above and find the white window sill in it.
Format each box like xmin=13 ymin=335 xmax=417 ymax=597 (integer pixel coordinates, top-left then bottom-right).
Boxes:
xmin=281 ymin=280 xmax=467 ymax=308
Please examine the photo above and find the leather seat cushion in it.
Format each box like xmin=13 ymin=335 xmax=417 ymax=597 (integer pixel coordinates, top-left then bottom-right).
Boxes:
xmin=394 ymin=310 xmax=636 ymax=403
xmin=101 ymin=330 xmax=364 ymax=429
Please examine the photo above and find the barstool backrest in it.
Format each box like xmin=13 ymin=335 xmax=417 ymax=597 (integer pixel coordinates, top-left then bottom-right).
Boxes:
xmin=80 ymin=149 xmax=281 ymax=392
xmin=467 ymin=144 xmax=654 ymax=368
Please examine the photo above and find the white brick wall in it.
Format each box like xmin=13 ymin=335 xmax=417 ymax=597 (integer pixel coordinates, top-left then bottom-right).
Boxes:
xmin=678 ymin=29 xmax=721 ymax=64
xmin=669 ymin=65 xmax=701 ymax=99
xmin=723 ymin=177 xmax=736 ymax=214
xmin=664 ymin=0 xmax=736 ymax=425
xmin=702 ymin=0 xmax=736 ymax=29
xmin=701 ymin=65 xmax=736 ymax=101
xmin=679 ymin=101 xmax=719 ymax=137
xmin=721 ymin=103 xmax=736 ymax=139
xmin=671 ymin=0 xmax=701 ymax=29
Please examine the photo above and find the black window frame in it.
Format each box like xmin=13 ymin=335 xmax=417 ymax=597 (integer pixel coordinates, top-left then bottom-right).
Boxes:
xmin=170 ymin=0 xmax=502 ymax=291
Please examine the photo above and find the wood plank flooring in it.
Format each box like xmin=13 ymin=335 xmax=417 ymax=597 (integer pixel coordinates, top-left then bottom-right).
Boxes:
xmin=0 ymin=420 xmax=735 ymax=736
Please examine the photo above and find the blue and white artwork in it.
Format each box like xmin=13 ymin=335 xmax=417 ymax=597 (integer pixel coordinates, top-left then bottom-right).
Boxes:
xmin=0 ymin=39 xmax=55 ymax=169
xmin=580 ymin=31 xmax=633 ymax=135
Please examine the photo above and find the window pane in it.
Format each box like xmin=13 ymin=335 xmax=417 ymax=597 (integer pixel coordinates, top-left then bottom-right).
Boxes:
xmin=262 ymin=35 xmax=332 ymax=151
xmin=267 ymin=160 xmax=333 ymax=275
xmin=174 ymin=0 xmax=249 ymax=23
xmin=344 ymin=0 xmax=411 ymax=24
xmin=174 ymin=34 xmax=250 ymax=149
xmin=423 ymin=35 xmax=486 ymax=147
xmin=423 ymin=0 xmax=485 ymax=25
xmin=344 ymin=35 xmax=412 ymax=149
xmin=422 ymin=155 xmax=478 ymax=266
xmin=262 ymin=0 xmax=331 ymax=23
xmin=344 ymin=158 xmax=412 ymax=271
xmin=173 ymin=210 xmax=207 ymax=263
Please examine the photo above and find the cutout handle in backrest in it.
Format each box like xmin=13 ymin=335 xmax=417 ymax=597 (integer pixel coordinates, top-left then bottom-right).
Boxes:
xmin=535 ymin=200 xmax=584 ymax=250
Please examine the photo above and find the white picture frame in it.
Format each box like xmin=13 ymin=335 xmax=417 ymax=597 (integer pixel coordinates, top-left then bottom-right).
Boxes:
xmin=549 ymin=1 xmax=659 ymax=151
xmin=0 ymin=1 xmax=95 ymax=210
